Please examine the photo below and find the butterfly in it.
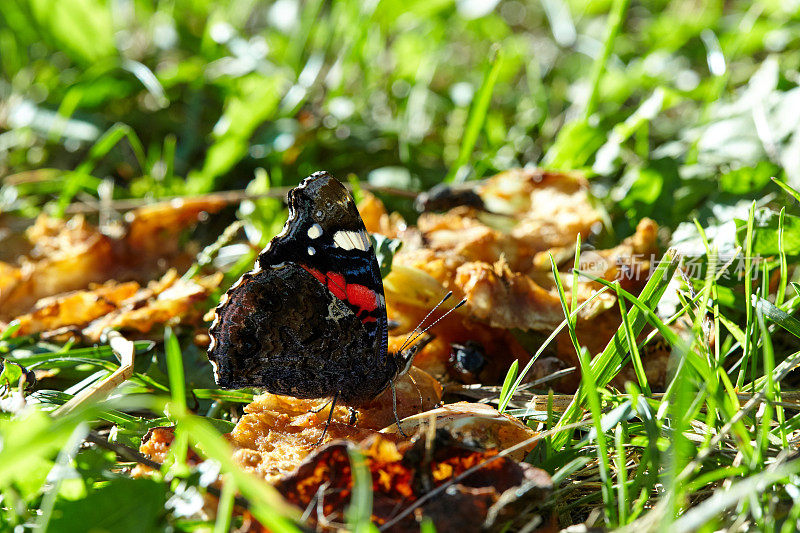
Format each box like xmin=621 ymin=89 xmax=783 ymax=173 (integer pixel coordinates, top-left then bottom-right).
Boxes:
xmin=207 ymin=171 xmax=462 ymax=438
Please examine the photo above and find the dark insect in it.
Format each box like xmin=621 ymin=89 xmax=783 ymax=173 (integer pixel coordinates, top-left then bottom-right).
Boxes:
xmin=414 ymin=183 xmax=485 ymax=213
xmin=208 ymin=172 xmax=464 ymax=441
xmin=448 ymin=341 xmax=487 ymax=382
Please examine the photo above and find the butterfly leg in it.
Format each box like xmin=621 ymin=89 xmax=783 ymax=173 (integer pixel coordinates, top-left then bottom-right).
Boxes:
xmin=308 ymin=398 xmax=333 ymax=414
xmin=390 ymin=381 xmax=407 ymax=438
xmin=315 ymin=391 xmax=339 ymax=446
xmin=347 ymin=406 xmax=358 ymax=426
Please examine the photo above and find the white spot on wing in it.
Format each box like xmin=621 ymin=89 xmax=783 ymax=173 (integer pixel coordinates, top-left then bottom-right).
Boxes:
xmin=307 ymin=246 xmax=316 ymax=255
xmin=307 ymin=223 xmax=323 ymax=239
xmin=333 ymin=230 xmax=369 ymax=251
xmin=333 ymin=231 xmax=353 ymax=250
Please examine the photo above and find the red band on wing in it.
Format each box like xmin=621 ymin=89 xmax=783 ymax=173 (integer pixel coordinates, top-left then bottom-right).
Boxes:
xmin=346 ymin=283 xmax=378 ymax=313
xmin=326 ymin=271 xmax=347 ymax=300
xmin=300 ymin=265 xmax=380 ymax=324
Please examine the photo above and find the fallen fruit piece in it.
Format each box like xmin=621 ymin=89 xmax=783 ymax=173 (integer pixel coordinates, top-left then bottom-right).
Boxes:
xmin=12 ymin=281 xmax=139 ymax=337
xmin=9 ymin=270 xmax=222 ymax=341
xmin=229 ymin=366 xmax=442 ymax=483
xmin=380 ymin=402 xmax=539 ymax=461
xmin=274 ymin=431 xmax=553 ymax=532
xmin=0 ymin=196 xmax=226 ymax=321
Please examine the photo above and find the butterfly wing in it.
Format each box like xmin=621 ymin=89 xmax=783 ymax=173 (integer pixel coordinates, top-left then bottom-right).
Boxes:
xmin=207 ymin=172 xmax=394 ymax=402
xmin=255 ymin=172 xmax=388 ymax=362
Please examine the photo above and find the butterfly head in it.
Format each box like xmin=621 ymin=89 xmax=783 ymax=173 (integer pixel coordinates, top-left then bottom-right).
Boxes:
xmin=394 ymin=334 xmax=434 ymax=377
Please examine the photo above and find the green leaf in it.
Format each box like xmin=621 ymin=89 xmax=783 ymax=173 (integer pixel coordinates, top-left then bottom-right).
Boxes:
xmin=28 ymin=0 xmax=116 ymax=65
xmin=238 ymin=168 xmax=287 ymax=248
xmin=0 ymin=358 xmax=23 ymax=387
xmin=187 ymin=73 xmax=289 ymax=193
xmin=720 ymin=162 xmax=777 ymax=194
xmin=543 ymin=119 xmax=605 ymax=170
xmin=617 ymin=158 xmax=680 ymax=225
xmin=48 ymin=478 xmax=166 ymax=533
xmin=371 ymin=234 xmax=403 ymax=278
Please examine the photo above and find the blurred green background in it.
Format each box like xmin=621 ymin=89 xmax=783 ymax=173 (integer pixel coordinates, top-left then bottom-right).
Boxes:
xmin=1 ymin=0 xmax=799 ymax=239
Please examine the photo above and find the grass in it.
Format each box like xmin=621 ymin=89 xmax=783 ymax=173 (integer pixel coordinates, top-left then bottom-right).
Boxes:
xmin=3 ymin=0 xmax=800 ymax=531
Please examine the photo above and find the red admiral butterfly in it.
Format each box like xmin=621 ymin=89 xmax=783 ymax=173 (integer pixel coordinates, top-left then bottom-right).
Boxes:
xmin=207 ymin=172 xmax=463 ymax=438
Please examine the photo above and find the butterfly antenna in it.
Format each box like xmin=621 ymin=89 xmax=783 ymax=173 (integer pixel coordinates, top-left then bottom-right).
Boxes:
xmin=400 ymin=298 xmax=468 ymax=353
xmin=399 ymin=291 xmax=453 ymax=352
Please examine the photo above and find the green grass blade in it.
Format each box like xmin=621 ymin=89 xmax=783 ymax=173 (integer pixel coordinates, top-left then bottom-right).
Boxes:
xmin=553 ymin=249 xmax=679 ymax=449
xmin=755 ymin=297 xmax=800 ymax=338
xmin=0 ymin=320 xmax=21 ymax=342
xmin=179 ymin=414 xmax=300 ymax=532
xmin=445 ymin=47 xmax=504 ymax=183
xmin=551 ymin=253 xmax=580 ymax=355
xmin=615 ymin=422 xmax=629 ymax=525
xmin=672 ymin=459 xmax=800 ymax=531
xmin=614 ymin=282 xmax=650 ymax=395
xmin=214 ymin=476 xmax=237 ymax=533
xmin=498 ymin=284 xmax=612 ymax=412
xmin=777 ymin=207 xmax=788 ymax=307
xmin=346 ymin=447 xmax=375 ymax=533
xmin=572 ymin=235 xmax=581 ymax=315
xmin=772 ymin=177 xmax=800 ymax=204
xmin=164 ymin=327 xmax=187 ymax=415
xmin=164 ymin=326 xmax=188 ymax=473
xmin=577 ymin=345 xmax=616 ymax=525
xmin=584 ymin=0 xmax=631 ymax=119
xmin=497 ymin=359 xmax=519 ymax=413
xmin=737 ymin=201 xmax=757 ymax=389
xmin=55 ymin=123 xmax=147 ymax=217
